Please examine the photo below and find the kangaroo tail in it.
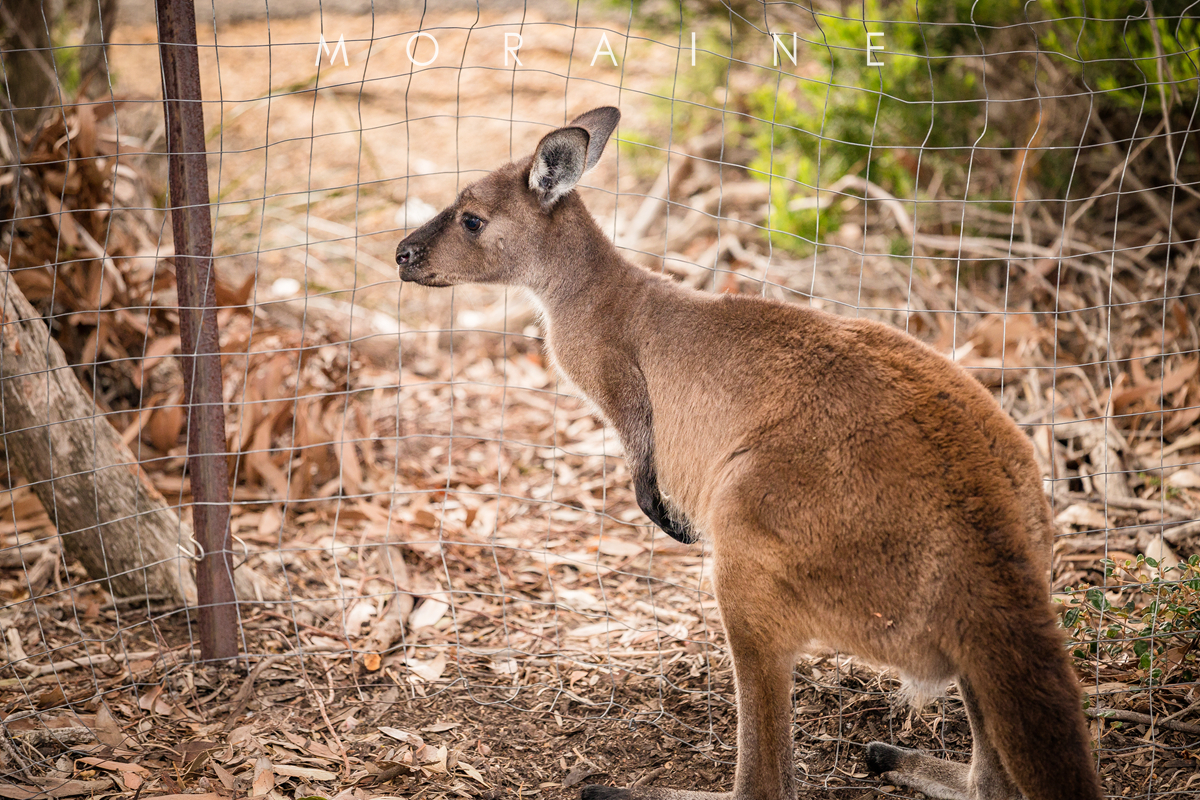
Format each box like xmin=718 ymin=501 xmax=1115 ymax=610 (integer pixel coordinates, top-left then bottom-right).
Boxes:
xmin=961 ymin=608 xmax=1102 ymax=800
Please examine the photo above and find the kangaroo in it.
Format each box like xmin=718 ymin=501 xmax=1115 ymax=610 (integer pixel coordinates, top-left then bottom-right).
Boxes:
xmin=395 ymin=107 xmax=1102 ymax=800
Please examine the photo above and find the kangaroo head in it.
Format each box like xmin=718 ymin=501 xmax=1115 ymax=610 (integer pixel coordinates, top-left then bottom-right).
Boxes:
xmin=395 ymin=106 xmax=620 ymax=289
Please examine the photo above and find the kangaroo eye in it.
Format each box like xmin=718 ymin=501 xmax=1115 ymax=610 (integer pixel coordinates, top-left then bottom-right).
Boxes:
xmin=462 ymin=214 xmax=484 ymax=233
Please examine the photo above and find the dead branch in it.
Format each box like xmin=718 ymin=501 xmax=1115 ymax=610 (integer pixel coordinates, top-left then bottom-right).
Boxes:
xmin=1086 ymin=706 xmax=1200 ymax=737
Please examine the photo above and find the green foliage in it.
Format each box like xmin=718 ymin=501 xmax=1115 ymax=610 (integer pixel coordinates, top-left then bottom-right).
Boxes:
xmin=1040 ymin=1 xmax=1200 ymax=111
xmin=1062 ymin=554 xmax=1200 ymax=686
xmin=746 ymin=0 xmax=1199 ymax=254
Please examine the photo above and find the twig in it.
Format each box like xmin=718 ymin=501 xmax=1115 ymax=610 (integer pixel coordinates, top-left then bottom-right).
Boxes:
xmin=788 ymin=174 xmax=914 ymax=239
xmin=0 ymin=544 xmax=51 ymax=570
xmin=1086 ymin=706 xmax=1200 ymax=736
xmin=1162 ymin=697 xmax=1200 ymax=724
xmin=17 ymin=648 xmax=197 ymax=678
xmin=99 ymin=594 xmax=176 ymax=611
xmin=631 ymin=766 xmax=668 ymax=787
xmin=1054 ymin=491 xmax=1194 ymax=521
xmin=1090 ymin=116 xmax=1185 ymax=244
xmin=306 ymin=676 xmax=352 ymax=776
xmin=242 ymin=611 xmax=352 ymax=643
xmin=0 ymin=727 xmax=25 ymax=770
xmin=1164 ymin=519 xmax=1200 ymax=546
xmin=621 ymin=164 xmax=673 ymax=246
xmin=210 ymin=644 xmax=372 ymax=722
xmin=7 ymin=726 xmax=96 ymax=749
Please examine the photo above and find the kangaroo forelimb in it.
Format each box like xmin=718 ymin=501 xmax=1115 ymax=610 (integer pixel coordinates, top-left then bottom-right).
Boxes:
xmin=633 ymin=458 xmax=696 ymax=544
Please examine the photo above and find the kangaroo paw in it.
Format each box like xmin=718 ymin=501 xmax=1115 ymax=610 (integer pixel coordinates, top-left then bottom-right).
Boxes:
xmin=865 ymin=741 xmax=907 ymax=775
xmin=865 ymin=741 xmax=970 ymax=800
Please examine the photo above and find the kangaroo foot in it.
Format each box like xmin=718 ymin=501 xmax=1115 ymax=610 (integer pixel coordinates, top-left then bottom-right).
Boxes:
xmin=866 ymin=741 xmax=971 ymax=800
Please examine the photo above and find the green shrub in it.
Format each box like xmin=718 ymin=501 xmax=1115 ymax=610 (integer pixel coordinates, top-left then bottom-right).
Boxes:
xmin=746 ymin=0 xmax=1199 ymax=254
xmin=1062 ymin=554 xmax=1200 ymax=686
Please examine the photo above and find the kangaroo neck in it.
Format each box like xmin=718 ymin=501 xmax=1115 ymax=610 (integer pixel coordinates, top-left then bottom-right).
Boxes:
xmin=523 ymin=199 xmax=649 ymax=398
xmin=526 ymin=199 xmax=645 ymax=339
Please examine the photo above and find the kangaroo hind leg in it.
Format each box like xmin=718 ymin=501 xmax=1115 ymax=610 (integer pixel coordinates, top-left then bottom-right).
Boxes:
xmin=865 ymin=677 xmax=1021 ymax=800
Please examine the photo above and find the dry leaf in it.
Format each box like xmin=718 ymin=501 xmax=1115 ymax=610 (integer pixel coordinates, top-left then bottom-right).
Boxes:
xmin=457 ymin=760 xmax=488 ymax=785
xmin=405 ymin=651 xmax=447 ymax=682
xmin=1055 ymin=504 xmax=1109 ymax=530
xmin=252 ymin=757 xmax=275 ymax=798
xmin=660 ymin=621 xmax=690 ymax=641
xmin=590 ymin=537 xmax=645 ymax=558
xmin=415 ymin=744 xmax=448 ymax=773
xmin=148 ymin=395 xmax=185 ymax=453
xmin=272 ymin=764 xmax=337 ymax=782
xmin=568 ymin=620 xmax=620 ymax=639
xmin=212 ymin=763 xmax=237 ymax=792
xmin=137 ymin=685 xmax=173 ymax=716
xmin=378 ymin=727 xmax=424 ymax=748
xmin=74 ymin=758 xmax=148 ymax=790
xmin=258 ymin=505 xmax=282 ymax=536
xmin=227 ymin=725 xmax=257 ymax=747
xmin=408 ymin=594 xmax=449 ymax=630
xmin=93 ymin=704 xmax=126 ymax=749
xmin=412 ymin=509 xmax=439 ymax=529
xmin=345 ymin=600 xmax=377 ymax=636
xmin=1166 ymin=469 xmax=1200 ymax=489
xmin=1112 ymin=358 xmax=1199 ymax=412
xmin=42 ymin=193 xmax=81 ymax=249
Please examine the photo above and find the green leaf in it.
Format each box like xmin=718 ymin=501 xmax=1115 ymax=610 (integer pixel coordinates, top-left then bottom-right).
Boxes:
xmin=1086 ymin=588 xmax=1110 ymax=612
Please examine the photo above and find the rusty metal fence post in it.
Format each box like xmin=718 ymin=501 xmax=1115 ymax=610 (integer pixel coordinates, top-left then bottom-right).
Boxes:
xmin=156 ymin=0 xmax=237 ymax=659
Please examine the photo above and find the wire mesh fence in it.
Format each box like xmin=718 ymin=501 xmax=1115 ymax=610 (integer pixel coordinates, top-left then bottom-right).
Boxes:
xmin=1 ymin=0 xmax=1198 ymax=797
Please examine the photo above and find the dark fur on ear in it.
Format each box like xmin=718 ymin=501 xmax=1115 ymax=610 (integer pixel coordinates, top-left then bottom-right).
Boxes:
xmin=529 ymin=127 xmax=589 ymax=208
xmin=567 ymin=106 xmax=620 ymax=171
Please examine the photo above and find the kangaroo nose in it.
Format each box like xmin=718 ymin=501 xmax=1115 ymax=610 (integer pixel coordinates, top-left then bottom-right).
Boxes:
xmin=396 ymin=245 xmax=414 ymax=266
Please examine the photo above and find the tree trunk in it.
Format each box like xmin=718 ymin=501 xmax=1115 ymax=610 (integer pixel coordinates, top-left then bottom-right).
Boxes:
xmin=0 ymin=0 xmax=58 ymax=134
xmin=68 ymin=0 xmax=120 ymax=97
xmin=0 ymin=270 xmax=198 ymax=605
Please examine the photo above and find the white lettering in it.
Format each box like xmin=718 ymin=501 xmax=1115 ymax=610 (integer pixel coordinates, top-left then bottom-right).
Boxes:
xmin=315 ymin=33 xmax=348 ymax=67
xmin=505 ymin=32 xmax=523 ymax=66
xmin=773 ymin=32 xmax=797 ymax=66
xmin=867 ymin=32 xmax=885 ymax=66
xmin=591 ymin=32 xmax=617 ymax=67
xmin=407 ymin=31 xmax=439 ymax=67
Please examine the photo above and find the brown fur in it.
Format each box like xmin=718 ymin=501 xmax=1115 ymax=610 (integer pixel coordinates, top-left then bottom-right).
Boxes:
xmin=395 ymin=108 xmax=1102 ymax=800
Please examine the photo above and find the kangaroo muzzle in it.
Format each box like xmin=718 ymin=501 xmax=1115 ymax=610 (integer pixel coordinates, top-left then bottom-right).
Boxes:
xmin=396 ymin=207 xmax=455 ymax=284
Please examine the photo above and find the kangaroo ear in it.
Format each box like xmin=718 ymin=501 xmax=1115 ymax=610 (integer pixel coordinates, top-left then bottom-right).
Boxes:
xmin=528 ymin=107 xmax=620 ymax=209
xmin=529 ymin=126 xmax=590 ymax=208
xmin=567 ymin=106 xmax=620 ymax=171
